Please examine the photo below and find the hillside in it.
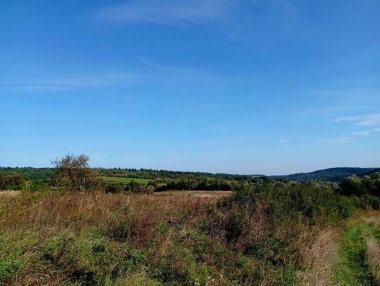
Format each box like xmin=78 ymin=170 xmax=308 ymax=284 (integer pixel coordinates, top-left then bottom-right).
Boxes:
xmin=275 ymin=167 xmax=379 ymax=182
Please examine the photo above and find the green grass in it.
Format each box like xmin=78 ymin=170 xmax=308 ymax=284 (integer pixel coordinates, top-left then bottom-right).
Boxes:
xmin=333 ymin=220 xmax=380 ymax=286
xmin=102 ymin=177 xmax=150 ymax=185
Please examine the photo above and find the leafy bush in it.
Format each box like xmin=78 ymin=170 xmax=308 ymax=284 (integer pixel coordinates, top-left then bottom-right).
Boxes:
xmin=125 ymin=181 xmax=144 ymax=193
xmin=339 ymin=175 xmax=364 ymax=196
xmin=0 ymin=173 xmax=25 ymax=190
xmin=105 ymin=183 xmax=124 ymax=193
xmin=338 ymin=172 xmax=380 ymax=209
xmin=50 ymin=154 xmax=101 ymax=192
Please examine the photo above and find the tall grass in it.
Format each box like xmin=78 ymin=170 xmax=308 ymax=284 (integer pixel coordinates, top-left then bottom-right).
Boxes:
xmin=0 ymin=182 xmax=360 ymax=285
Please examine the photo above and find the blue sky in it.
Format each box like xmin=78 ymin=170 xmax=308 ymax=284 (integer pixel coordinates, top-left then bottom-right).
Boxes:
xmin=1 ymin=0 xmax=379 ymax=175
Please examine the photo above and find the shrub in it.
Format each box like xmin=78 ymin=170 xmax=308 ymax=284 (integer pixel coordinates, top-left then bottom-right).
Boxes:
xmin=105 ymin=183 xmax=124 ymax=193
xmin=0 ymin=173 xmax=25 ymax=190
xmin=50 ymin=154 xmax=101 ymax=192
xmin=27 ymin=180 xmax=49 ymax=192
xmin=125 ymin=181 xmax=144 ymax=193
xmin=244 ymin=236 xmax=288 ymax=266
xmin=339 ymin=175 xmax=364 ymax=196
xmin=144 ymin=185 xmax=155 ymax=194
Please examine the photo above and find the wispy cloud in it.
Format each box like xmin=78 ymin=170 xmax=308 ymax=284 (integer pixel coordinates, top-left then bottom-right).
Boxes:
xmin=0 ymin=61 xmax=219 ymax=91
xmin=318 ymin=136 xmax=352 ymax=144
xmin=278 ymin=137 xmax=289 ymax=143
xmin=96 ymin=0 xmax=235 ymax=25
xmin=335 ymin=113 xmax=380 ymax=126
xmin=331 ymin=113 xmax=380 ymax=138
xmin=353 ymin=128 xmax=380 ymax=137
xmin=137 ymin=59 xmax=218 ymax=85
xmin=0 ymin=73 xmax=139 ymax=91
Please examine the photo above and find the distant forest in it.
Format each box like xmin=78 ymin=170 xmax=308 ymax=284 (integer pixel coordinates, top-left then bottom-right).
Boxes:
xmin=275 ymin=167 xmax=379 ymax=182
xmin=0 ymin=166 xmax=378 ymax=182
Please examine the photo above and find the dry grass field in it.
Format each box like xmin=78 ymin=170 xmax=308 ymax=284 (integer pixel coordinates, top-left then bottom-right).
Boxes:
xmin=1 ymin=188 xmax=380 ymax=285
xmin=0 ymin=191 xmax=19 ymax=197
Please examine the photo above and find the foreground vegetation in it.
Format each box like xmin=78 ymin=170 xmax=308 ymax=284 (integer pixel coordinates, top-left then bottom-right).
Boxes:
xmin=1 ymin=155 xmax=380 ymax=285
xmin=1 ymin=180 xmax=378 ymax=285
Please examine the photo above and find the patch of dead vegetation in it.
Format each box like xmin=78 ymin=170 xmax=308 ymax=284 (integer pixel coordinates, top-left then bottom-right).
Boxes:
xmin=297 ymin=228 xmax=338 ymax=286
xmin=361 ymin=212 xmax=380 ymax=227
xmin=366 ymin=237 xmax=380 ymax=283
xmin=0 ymin=191 xmax=20 ymax=197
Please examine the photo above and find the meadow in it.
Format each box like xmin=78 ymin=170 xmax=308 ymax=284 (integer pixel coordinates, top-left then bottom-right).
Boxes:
xmin=1 ymin=158 xmax=380 ymax=285
xmin=0 ymin=186 xmax=379 ymax=285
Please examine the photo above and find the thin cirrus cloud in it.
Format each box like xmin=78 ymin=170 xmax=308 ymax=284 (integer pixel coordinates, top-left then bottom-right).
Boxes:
xmin=334 ymin=113 xmax=380 ymax=138
xmin=0 ymin=73 xmax=139 ymax=91
xmin=318 ymin=136 xmax=352 ymax=145
xmin=95 ymin=0 xmax=235 ymax=25
xmin=0 ymin=63 xmax=219 ymax=91
xmin=353 ymin=128 xmax=380 ymax=137
xmin=335 ymin=113 xmax=380 ymax=126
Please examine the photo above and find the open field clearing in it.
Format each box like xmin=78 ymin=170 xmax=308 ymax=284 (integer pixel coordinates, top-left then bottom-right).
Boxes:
xmin=102 ymin=177 xmax=151 ymax=185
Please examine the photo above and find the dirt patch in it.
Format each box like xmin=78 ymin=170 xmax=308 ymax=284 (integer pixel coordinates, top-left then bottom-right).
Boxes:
xmin=0 ymin=191 xmax=20 ymax=198
xmin=297 ymin=228 xmax=338 ymax=286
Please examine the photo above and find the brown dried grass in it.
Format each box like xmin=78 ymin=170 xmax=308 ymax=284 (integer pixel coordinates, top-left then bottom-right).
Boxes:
xmin=0 ymin=191 xmax=20 ymax=197
xmin=296 ymin=228 xmax=338 ymax=286
xmin=0 ymin=191 xmax=217 ymax=242
xmin=366 ymin=237 xmax=380 ymax=283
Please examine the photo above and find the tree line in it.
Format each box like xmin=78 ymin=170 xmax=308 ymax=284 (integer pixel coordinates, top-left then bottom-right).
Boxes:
xmin=1 ymin=154 xmax=380 ymax=207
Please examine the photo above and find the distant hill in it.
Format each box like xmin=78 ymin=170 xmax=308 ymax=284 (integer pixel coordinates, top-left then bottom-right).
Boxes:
xmin=1 ymin=166 xmax=379 ymax=183
xmin=274 ymin=167 xmax=380 ymax=182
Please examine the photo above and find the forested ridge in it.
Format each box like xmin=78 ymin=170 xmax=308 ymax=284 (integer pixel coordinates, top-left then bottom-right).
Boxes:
xmin=1 ymin=166 xmax=378 ymax=183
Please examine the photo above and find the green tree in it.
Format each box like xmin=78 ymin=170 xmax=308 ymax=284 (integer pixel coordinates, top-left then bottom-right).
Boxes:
xmin=339 ymin=174 xmax=364 ymax=196
xmin=51 ymin=154 xmax=101 ymax=192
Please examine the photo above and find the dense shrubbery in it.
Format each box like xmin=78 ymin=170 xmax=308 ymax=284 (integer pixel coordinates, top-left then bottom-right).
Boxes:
xmin=0 ymin=173 xmax=25 ymax=190
xmin=338 ymin=172 xmax=380 ymax=210
xmin=339 ymin=173 xmax=380 ymax=196
xmin=105 ymin=181 xmax=154 ymax=194
xmin=102 ymin=177 xmax=254 ymax=193
xmin=155 ymin=178 xmax=245 ymax=192
xmin=221 ymin=182 xmax=354 ymax=227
